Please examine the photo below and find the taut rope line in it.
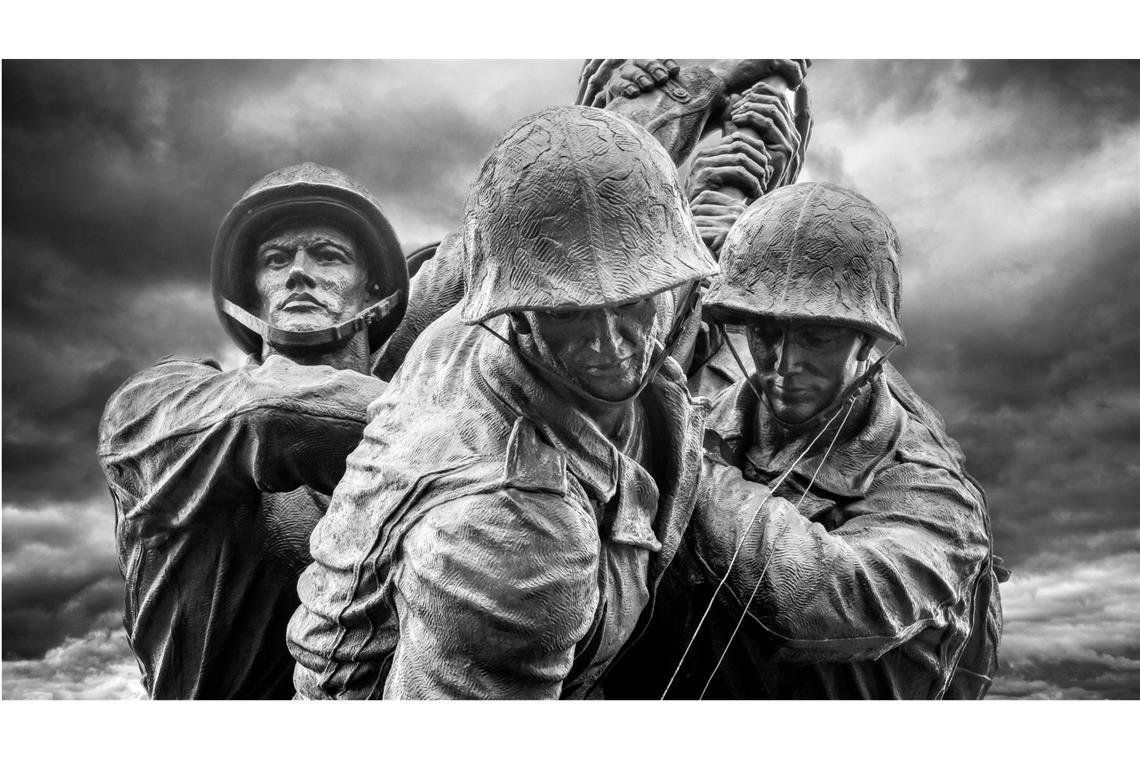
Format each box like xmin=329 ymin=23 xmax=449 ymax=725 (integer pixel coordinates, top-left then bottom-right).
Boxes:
xmin=660 ymin=398 xmax=847 ymax=699
xmin=696 ymin=396 xmax=856 ymax=699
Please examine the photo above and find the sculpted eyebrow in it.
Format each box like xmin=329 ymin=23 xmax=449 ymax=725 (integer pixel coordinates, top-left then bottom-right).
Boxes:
xmin=256 ymin=237 xmax=351 ymax=254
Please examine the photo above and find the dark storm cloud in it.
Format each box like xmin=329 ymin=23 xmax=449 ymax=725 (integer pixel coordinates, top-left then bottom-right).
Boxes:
xmin=961 ymin=60 xmax=1140 ymax=126
xmin=2 ymin=499 xmax=122 ymax=658
xmin=3 ymin=626 xmax=144 ymax=699
xmin=990 ymin=551 xmax=1140 ymax=699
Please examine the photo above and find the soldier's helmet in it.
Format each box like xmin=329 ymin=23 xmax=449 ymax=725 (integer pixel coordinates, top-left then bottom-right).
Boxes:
xmin=460 ymin=106 xmax=718 ymax=324
xmin=211 ymin=162 xmax=408 ymax=356
xmin=704 ymin=182 xmax=905 ymax=346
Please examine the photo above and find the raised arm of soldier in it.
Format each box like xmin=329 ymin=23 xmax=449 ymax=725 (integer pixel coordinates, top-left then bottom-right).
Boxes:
xmin=98 ymin=164 xmax=408 ymax=699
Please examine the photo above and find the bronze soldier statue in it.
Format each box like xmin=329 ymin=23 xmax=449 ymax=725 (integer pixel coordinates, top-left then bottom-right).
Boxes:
xmin=97 ymin=163 xmax=407 ymax=698
xmin=287 ymin=106 xmax=718 ymax=699
xmin=607 ymin=182 xmax=1005 ymax=699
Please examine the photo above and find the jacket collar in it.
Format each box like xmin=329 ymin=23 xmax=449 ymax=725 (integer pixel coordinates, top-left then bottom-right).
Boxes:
xmin=479 ymin=317 xmax=708 ymax=575
xmin=705 ymin=372 xmax=903 ymax=498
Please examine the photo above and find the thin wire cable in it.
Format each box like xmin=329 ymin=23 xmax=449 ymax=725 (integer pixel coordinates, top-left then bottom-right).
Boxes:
xmin=697 ymin=396 xmax=857 ymax=699
xmin=660 ymin=398 xmax=848 ymax=699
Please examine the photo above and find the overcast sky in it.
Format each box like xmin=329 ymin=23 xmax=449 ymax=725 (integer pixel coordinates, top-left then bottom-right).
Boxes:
xmin=3 ymin=59 xmax=1138 ymax=699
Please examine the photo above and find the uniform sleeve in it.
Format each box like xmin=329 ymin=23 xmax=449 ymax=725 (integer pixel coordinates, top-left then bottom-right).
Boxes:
xmin=290 ymin=488 xmax=600 ymax=700
xmin=372 ymin=232 xmax=466 ymax=381
xmin=97 ymin=355 xmax=385 ymax=531
xmin=692 ymin=454 xmax=990 ymax=663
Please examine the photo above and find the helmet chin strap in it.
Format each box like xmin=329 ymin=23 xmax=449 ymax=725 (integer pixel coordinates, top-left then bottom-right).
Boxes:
xmin=719 ymin=323 xmax=899 ymax=436
xmin=478 ymin=279 xmax=703 ymax=408
xmin=222 ymin=291 xmax=401 ymax=355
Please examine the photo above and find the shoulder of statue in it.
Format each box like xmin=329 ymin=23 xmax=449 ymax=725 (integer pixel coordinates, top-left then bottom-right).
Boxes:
xmin=152 ymin=353 xmax=225 ymax=371
xmin=108 ymin=354 xmax=224 ymax=404
xmin=99 ymin=355 xmax=228 ymax=450
xmin=500 ymin=416 xmax=567 ymax=497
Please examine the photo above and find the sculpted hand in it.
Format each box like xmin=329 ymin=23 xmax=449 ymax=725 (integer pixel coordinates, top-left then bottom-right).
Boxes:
xmin=709 ymin=59 xmax=810 ymax=94
xmin=687 ymin=126 xmax=774 ymax=202
xmin=728 ymin=82 xmax=803 ymax=191
xmin=686 ymin=126 xmax=775 ymax=252
xmin=576 ymin=58 xmax=681 ymax=107
xmin=689 ymin=188 xmax=750 ymax=254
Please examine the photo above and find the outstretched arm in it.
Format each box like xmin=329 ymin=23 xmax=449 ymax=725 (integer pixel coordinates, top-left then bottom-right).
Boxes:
xmin=691 ymin=455 xmax=989 ymax=663
xmin=98 ymin=355 xmax=385 ymax=529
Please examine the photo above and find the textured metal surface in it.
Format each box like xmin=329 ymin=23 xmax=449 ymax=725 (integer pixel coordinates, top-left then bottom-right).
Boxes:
xmin=605 ymin=65 xmax=726 ymax=167
xmin=460 ymin=106 xmax=718 ymax=324
xmin=289 ymin=311 xmax=709 ymax=699
xmin=211 ymin=162 xmax=408 ymax=356
xmin=97 ymin=354 xmax=385 ymax=698
xmin=705 ymin=182 xmax=905 ymax=345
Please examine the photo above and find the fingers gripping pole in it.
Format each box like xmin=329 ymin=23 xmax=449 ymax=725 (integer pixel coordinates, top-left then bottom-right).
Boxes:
xmin=720 ymin=75 xmax=795 ymax=203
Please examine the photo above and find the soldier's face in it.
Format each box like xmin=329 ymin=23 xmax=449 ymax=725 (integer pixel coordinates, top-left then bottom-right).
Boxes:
xmin=746 ymin=318 xmax=867 ymax=425
xmin=254 ymin=221 xmax=370 ymax=333
xmin=523 ymin=297 xmax=659 ymax=401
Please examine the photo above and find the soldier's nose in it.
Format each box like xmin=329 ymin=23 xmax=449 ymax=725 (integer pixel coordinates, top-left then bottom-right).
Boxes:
xmin=286 ymin=251 xmax=317 ymax=288
xmin=777 ymin=333 xmax=807 ymax=375
xmin=591 ymin=310 xmax=625 ymax=354
xmin=765 ymin=330 xmax=791 ymax=374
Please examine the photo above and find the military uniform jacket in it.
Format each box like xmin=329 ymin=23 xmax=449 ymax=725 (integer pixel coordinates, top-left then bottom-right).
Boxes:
xmin=288 ymin=307 xmax=708 ymax=699
xmin=609 ymin=370 xmax=1002 ymax=699
xmin=97 ymin=354 xmax=385 ymax=698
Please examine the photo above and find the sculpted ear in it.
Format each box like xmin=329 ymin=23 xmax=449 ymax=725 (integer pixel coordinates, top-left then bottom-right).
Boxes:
xmin=856 ymin=334 xmax=875 ymax=362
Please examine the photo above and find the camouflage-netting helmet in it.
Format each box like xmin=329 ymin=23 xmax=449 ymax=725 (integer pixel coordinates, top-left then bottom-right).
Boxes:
xmin=704 ymin=182 xmax=905 ymax=345
xmin=459 ymin=106 xmax=718 ymax=324
xmin=211 ymin=162 xmax=408 ymax=355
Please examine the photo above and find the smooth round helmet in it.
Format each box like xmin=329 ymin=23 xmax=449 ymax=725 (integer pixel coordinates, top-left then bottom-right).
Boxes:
xmin=459 ymin=105 xmax=718 ymax=325
xmin=704 ymin=182 xmax=905 ymax=345
xmin=211 ymin=162 xmax=408 ymax=356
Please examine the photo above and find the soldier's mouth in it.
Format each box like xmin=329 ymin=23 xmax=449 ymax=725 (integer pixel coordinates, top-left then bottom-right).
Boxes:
xmin=281 ymin=294 xmax=326 ymax=311
xmin=770 ymin=383 xmax=816 ymax=401
xmin=582 ymin=356 xmax=635 ymax=375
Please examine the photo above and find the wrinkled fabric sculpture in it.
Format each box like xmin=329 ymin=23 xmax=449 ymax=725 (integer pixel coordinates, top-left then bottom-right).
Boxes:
xmin=98 ymin=164 xmax=403 ymax=698
xmin=288 ymin=106 xmax=719 ymax=698
xmin=611 ymin=183 xmax=1004 ymax=699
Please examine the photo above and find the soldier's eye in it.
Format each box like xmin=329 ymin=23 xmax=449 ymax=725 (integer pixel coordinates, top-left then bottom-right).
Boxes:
xmin=315 ymin=247 xmax=349 ymax=264
xmin=798 ymin=327 xmax=846 ymax=349
xmin=748 ymin=323 xmax=781 ymax=343
xmin=801 ymin=333 xmax=834 ymax=349
xmin=261 ymin=251 xmax=290 ymax=268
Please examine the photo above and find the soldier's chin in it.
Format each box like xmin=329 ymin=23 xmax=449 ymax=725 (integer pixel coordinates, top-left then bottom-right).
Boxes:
xmin=271 ymin=314 xmax=337 ymax=333
xmin=572 ymin=369 xmax=645 ymax=402
xmin=769 ymin=398 xmax=824 ymax=426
